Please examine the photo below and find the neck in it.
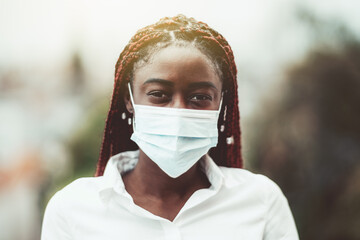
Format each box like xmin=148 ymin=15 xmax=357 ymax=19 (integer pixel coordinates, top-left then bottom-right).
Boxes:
xmin=123 ymin=150 xmax=210 ymax=199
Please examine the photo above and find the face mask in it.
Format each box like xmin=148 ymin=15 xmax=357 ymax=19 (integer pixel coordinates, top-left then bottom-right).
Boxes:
xmin=128 ymin=83 xmax=221 ymax=178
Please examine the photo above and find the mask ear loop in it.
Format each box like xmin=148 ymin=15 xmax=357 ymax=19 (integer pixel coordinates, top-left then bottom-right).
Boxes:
xmin=219 ymin=91 xmax=226 ymax=132
xmin=127 ymin=83 xmax=136 ymax=129
xmin=220 ymin=90 xmax=233 ymax=144
xmin=128 ymin=83 xmax=136 ymax=107
xmin=217 ymin=92 xmax=224 ymax=112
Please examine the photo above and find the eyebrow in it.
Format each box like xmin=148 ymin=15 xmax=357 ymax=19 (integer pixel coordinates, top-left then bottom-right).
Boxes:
xmin=188 ymin=81 xmax=217 ymax=90
xmin=143 ymin=78 xmax=217 ymax=90
xmin=143 ymin=78 xmax=174 ymax=87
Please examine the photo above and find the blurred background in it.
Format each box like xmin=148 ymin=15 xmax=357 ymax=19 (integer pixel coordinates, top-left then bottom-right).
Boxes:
xmin=1 ymin=0 xmax=359 ymax=239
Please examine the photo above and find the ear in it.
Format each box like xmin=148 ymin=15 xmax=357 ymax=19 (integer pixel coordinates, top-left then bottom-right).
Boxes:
xmin=123 ymin=88 xmax=134 ymax=114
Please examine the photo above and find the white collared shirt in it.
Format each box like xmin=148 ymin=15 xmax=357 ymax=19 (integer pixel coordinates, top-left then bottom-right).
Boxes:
xmin=41 ymin=150 xmax=299 ymax=240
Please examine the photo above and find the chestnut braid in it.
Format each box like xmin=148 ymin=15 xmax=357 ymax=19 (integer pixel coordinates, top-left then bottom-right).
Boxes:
xmin=96 ymin=15 xmax=242 ymax=176
xmin=98 ymin=32 xmax=164 ymax=176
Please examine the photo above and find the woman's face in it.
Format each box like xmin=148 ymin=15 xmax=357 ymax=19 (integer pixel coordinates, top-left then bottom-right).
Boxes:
xmin=126 ymin=45 xmax=222 ymax=112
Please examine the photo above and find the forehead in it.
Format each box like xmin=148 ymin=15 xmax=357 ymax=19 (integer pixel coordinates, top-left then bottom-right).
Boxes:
xmin=133 ymin=45 xmax=221 ymax=88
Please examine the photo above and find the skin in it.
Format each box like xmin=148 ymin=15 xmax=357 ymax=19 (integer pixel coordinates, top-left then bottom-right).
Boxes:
xmin=123 ymin=45 xmax=222 ymax=221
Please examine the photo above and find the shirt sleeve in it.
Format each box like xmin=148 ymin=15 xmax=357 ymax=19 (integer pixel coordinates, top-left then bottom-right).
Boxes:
xmin=263 ymin=179 xmax=299 ymax=240
xmin=41 ymin=191 xmax=73 ymax=240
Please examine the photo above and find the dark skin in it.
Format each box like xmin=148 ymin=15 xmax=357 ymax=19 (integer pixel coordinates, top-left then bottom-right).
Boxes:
xmin=123 ymin=45 xmax=223 ymax=221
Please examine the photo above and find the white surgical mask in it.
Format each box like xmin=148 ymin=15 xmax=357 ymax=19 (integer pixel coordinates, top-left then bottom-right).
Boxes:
xmin=128 ymin=83 xmax=221 ymax=178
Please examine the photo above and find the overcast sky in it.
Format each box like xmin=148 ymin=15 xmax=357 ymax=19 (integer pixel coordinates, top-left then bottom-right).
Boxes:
xmin=1 ymin=0 xmax=359 ymax=70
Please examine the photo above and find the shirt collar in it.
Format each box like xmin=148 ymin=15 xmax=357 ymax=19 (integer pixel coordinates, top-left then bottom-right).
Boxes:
xmin=99 ymin=150 xmax=225 ymax=204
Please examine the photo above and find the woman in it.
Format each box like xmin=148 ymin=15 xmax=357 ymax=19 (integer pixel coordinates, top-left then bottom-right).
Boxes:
xmin=42 ymin=15 xmax=299 ymax=239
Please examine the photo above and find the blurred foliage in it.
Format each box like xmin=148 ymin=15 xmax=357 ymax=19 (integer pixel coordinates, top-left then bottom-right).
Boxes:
xmin=50 ymin=51 xmax=110 ymax=187
xmin=248 ymin=10 xmax=360 ymax=240
xmin=67 ymin=97 xmax=109 ymax=178
xmin=41 ymin=53 xmax=111 ymax=216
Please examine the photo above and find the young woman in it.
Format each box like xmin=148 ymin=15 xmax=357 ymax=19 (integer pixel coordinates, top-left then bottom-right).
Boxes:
xmin=42 ymin=15 xmax=299 ymax=239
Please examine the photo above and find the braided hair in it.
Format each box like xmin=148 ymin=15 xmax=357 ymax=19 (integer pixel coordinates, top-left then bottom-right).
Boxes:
xmin=95 ymin=15 xmax=242 ymax=176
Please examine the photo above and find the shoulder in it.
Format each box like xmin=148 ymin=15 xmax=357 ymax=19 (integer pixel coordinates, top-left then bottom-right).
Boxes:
xmin=218 ymin=167 xmax=299 ymax=239
xmin=46 ymin=176 xmax=105 ymax=210
xmin=218 ymin=166 xmax=286 ymax=205
xmin=42 ymin=177 xmax=105 ymax=239
xmin=220 ymin=167 xmax=281 ymax=191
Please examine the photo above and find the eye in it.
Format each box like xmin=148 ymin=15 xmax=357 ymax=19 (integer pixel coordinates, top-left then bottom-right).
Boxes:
xmin=189 ymin=94 xmax=212 ymax=102
xmin=147 ymin=90 xmax=171 ymax=103
xmin=148 ymin=91 xmax=167 ymax=98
